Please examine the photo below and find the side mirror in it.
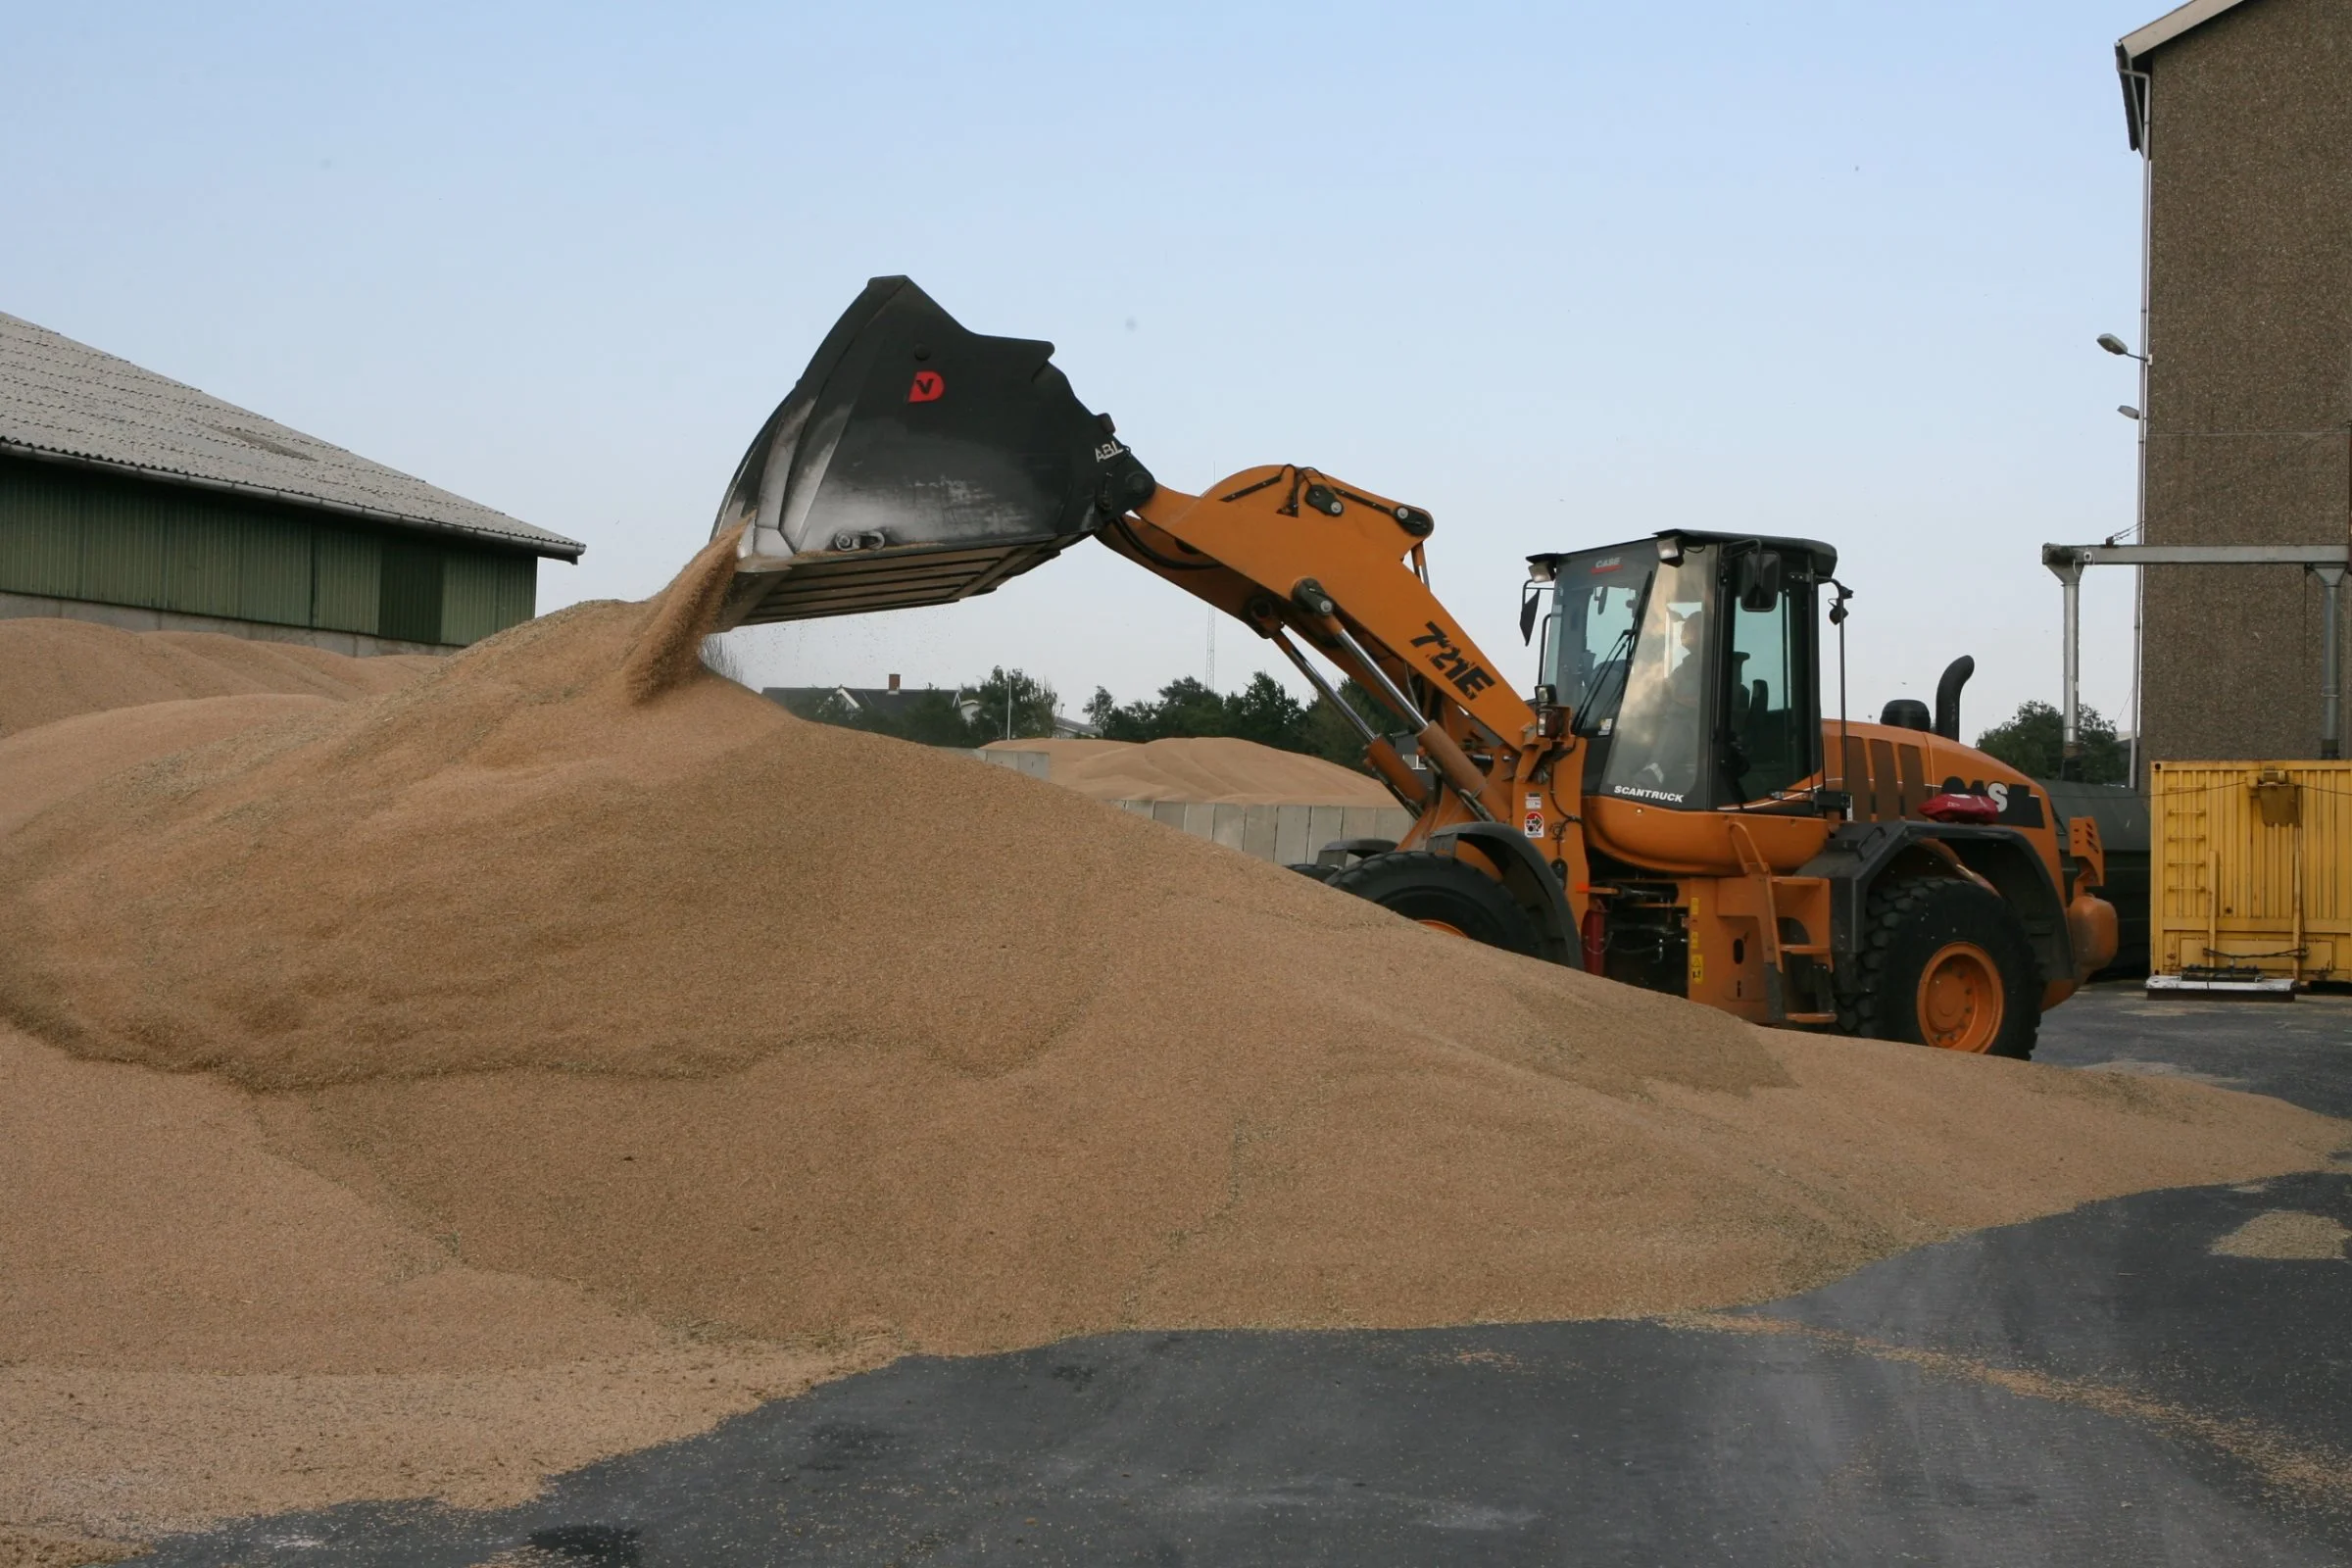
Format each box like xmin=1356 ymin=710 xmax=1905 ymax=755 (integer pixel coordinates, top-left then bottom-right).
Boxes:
xmin=1520 ymin=582 xmax=1544 ymax=645
xmin=1735 ymin=551 xmax=1783 ymax=612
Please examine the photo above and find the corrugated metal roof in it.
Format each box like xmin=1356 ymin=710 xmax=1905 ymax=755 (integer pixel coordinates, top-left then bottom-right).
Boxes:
xmin=0 ymin=311 xmax=583 ymax=560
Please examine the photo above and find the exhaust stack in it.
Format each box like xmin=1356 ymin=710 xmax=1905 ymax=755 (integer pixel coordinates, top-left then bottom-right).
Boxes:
xmin=1935 ymin=656 xmax=1975 ymax=742
xmin=710 ymin=277 xmax=1153 ymax=630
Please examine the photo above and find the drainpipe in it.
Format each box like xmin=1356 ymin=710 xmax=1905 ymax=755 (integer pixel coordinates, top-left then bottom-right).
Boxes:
xmin=2055 ymin=555 xmax=2082 ymax=776
xmin=2125 ymin=64 xmax=2153 ymax=787
xmin=2315 ymin=564 xmax=2345 ymax=760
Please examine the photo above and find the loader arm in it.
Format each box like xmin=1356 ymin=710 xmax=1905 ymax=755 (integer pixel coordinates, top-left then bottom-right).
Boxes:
xmin=1104 ymin=466 xmax=1543 ymax=824
xmin=700 ymin=274 xmax=1572 ymax=894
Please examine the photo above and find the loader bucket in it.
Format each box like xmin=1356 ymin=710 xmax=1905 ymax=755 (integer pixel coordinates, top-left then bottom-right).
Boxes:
xmin=710 ymin=276 xmax=1154 ymax=628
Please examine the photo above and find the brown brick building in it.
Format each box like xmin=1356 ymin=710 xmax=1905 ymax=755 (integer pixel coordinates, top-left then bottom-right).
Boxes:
xmin=2120 ymin=0 xmax=2352 ymax=764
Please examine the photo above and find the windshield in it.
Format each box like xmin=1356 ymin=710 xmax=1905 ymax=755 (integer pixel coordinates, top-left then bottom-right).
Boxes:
xmin=1544 ymin=548 xmax=1653 ymax=735
xmin=1596 ymin=550 xmax=1711 ymax=807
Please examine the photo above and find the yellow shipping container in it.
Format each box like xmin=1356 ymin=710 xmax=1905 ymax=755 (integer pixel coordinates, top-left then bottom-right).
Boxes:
xmin=2149 ymin=760 xmax=2352 ymax=983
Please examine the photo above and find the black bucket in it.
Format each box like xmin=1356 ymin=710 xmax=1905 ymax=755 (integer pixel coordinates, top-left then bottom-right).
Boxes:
xmin=710 ymin=276 xmax=1154 ymax=628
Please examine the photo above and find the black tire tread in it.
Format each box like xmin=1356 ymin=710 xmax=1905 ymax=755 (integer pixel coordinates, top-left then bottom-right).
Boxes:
xmin=1834 ymin=876 xmax=2039 ymax=1060
xmin=1325 ymin=850 xmax=1542 ymax=957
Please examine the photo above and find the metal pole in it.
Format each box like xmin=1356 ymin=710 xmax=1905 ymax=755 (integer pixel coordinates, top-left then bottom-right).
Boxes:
xmin=2049 ymin=557 xmax=2083 ymax=776
xmin=2134 ymin=84 xmax=2153 ymax=552
xmin=2047 ymin=541 xmax=2352 ymax=772
xmin=1268 ymin=626 xmax=1378 ymax=746
xmin=2314 ymin=564 xmax=2344 ymax=760
xmin=1314 ymin=613 xmax=1495 ymax=822
xmin=2129 ymin=565 xmax=2144 ymax=785
xmin=2130 ymin=65 xmax=2153 ymax=786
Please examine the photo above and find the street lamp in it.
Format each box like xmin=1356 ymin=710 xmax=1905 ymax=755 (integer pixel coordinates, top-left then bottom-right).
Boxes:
xmin=2099 ymin=329 xmax=2153 ymax=785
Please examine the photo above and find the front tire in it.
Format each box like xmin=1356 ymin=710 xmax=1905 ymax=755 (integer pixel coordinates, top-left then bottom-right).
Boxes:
xmin=1838 ymin=877 xmax=2039 ymax=1059
xmin=1325 ymin=851 xmax=1541 ymax=956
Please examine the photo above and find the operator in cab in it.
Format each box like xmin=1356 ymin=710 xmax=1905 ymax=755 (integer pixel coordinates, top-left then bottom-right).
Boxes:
xmin=1608 ymin=580 xmax=1709 ymax=806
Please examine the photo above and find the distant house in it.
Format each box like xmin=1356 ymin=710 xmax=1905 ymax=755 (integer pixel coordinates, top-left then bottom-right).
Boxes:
xmin=2115 ymin=0 xmax=2352 ymax=761
xmin=762 ymin=674 xmax=1098 ymax=739
xmin=763 ymin=678 xmax=978 ymax=727
xmin=0 ymin=311 xmax=583 ymax=656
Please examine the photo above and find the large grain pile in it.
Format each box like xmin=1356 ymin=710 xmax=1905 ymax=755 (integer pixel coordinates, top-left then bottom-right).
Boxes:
xmin=1 ymin=534 xmax=2343 ymax=1549
xmin=0 ymin=616 xmax=433 ymax=738
xmin=984 ymin=735 xmax=1394 ymax=805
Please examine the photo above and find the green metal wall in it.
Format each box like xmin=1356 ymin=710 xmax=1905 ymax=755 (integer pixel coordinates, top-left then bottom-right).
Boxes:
xmin=442 ymin=551 xmax=535 ymax=645
xmin=0 ymin=456 xmax=540 ymax=646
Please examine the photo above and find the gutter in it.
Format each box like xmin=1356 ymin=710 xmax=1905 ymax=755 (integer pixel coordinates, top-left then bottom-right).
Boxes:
xmin=0 ymin=438 xmax=586 ymax=563
xmin=2116 ymin=44 xmax=2148 ymax=151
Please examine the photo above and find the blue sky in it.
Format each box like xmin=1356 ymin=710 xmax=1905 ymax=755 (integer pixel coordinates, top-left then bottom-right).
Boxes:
xmin=2 ymin=1 xmax=2169 ymax=734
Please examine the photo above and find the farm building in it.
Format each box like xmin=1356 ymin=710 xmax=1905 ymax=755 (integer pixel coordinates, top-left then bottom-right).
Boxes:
xmin=2117 ymin=0 xmax=2352 ymax=762
xmin=0 ymin=311 xmax=581 ymax=655
xmin=763 ymin=676 xmax=1100 ymax=740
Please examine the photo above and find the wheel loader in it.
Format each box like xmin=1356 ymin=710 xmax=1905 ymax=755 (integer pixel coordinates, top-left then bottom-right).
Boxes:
xmin=710 ymin=277 xmax=2118 ymax=1058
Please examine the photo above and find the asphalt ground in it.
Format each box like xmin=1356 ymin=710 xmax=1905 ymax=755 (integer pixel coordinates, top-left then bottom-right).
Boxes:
xmin=140 ymin=984 xmax=2352 ymax=1566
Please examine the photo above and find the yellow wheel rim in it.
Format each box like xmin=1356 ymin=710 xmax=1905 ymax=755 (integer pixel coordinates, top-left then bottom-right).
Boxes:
xmin=1916 ymin=941 xmax=2003 ymax=1053
xmin=1416 ymin=917 xmax=1468 ymax=938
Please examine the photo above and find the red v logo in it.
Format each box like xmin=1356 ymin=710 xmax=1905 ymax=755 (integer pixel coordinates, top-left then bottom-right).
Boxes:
xmin=907 ymin=370 xmax=945 ymax=403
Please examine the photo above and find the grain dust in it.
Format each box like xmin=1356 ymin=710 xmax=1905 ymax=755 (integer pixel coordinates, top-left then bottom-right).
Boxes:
xmin=2210 ymin=1210 xmax=2350 ymax=1260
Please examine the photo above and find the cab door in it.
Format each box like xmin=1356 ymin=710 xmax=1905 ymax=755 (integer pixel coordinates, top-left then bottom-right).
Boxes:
xmin=1717 ymin=551 xmax=1820 ymax=807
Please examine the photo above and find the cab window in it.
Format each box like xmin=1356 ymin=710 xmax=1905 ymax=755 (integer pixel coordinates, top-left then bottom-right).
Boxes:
xmin=1547 ymin=551 xmax=1651 ymax=736
xmin=1722 ymin=567 xmax=1811 ymax=802
xmin=1596 ymin=553 xmax=1709 ymax=806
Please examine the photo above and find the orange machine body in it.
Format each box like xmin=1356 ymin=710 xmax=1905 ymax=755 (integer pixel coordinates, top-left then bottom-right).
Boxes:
xmin=710 ymin=277 xmax=2114 ymax=1049
xmin=1110 ymin=467 xmax=2114 ymax=1029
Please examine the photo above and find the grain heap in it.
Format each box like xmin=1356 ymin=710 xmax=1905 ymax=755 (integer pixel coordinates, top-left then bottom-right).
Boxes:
xmin=984 ymin=735 xmax=1393 ymax=805
xmin=0 ymin=536 xmax=2342 ymax=1549
xmin=0 ymin=617 xmax=433 ymax=738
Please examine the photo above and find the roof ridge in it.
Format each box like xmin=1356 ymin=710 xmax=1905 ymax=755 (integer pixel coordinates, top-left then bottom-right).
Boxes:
xmin=0 ymin=310 xmax=584 ymax=560
xmin=2120 ymin=0 xmax=2260 ymax=66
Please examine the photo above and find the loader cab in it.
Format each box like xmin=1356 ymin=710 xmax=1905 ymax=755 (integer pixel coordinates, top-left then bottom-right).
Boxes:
xmin=1530 ymin=531 xmax=1837 ymax=811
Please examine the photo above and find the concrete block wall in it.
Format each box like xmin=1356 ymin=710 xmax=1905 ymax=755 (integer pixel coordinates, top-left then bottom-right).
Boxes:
xmin=1109 ymin=800 xmax=1418 ymax=866
xmin=967 ymin=749 xmax=1413 ymax=863
xmin=956 ymin=749 xmax=1052 ymax=781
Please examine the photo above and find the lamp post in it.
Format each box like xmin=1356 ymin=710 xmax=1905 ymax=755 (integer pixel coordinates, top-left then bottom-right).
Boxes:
xmin=2100 ymin=331 xmax=2152 ymax=782
xmin=2098 ymin=332 xmax=2151 ymax=516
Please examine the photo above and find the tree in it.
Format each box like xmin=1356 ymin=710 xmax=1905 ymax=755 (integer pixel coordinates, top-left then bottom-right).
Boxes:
xmin=1300 ymin=681 xmax=1391 ymax=770
xmin=1082 ymin=671 xmax=1392 ymax=773
xmin=965 ymin=666 xmax=1060 ymax=742
xmin=884 ymin=688 xmax=989 ymax=748
xmin=1224 ymin=672 xmax=1311 ymax=750
xmin=783 ymin=667 xmax=1058 ymax=747
xmin=1149 ymin=677 xmax=1234 ymax=738
xmin=774 ymin=687 xmax=861 ymax=728
xmin=1084 ymin=686 xmax=1118 ymax=732
xmin=1092 ymin=678 xmax=1195 ymax=742
xmin=1094 ymin=674 xmax=1276 ymax=745
xmin=1974 ymin=700 xmax=2130 ymax=784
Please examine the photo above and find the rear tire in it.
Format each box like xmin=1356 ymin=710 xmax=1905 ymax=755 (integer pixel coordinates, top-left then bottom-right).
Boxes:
xmin=1837 ymin=877 xmax=2038 ymax=1059
xmin=1326 ymin=851 xmax=1541 ymax=956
